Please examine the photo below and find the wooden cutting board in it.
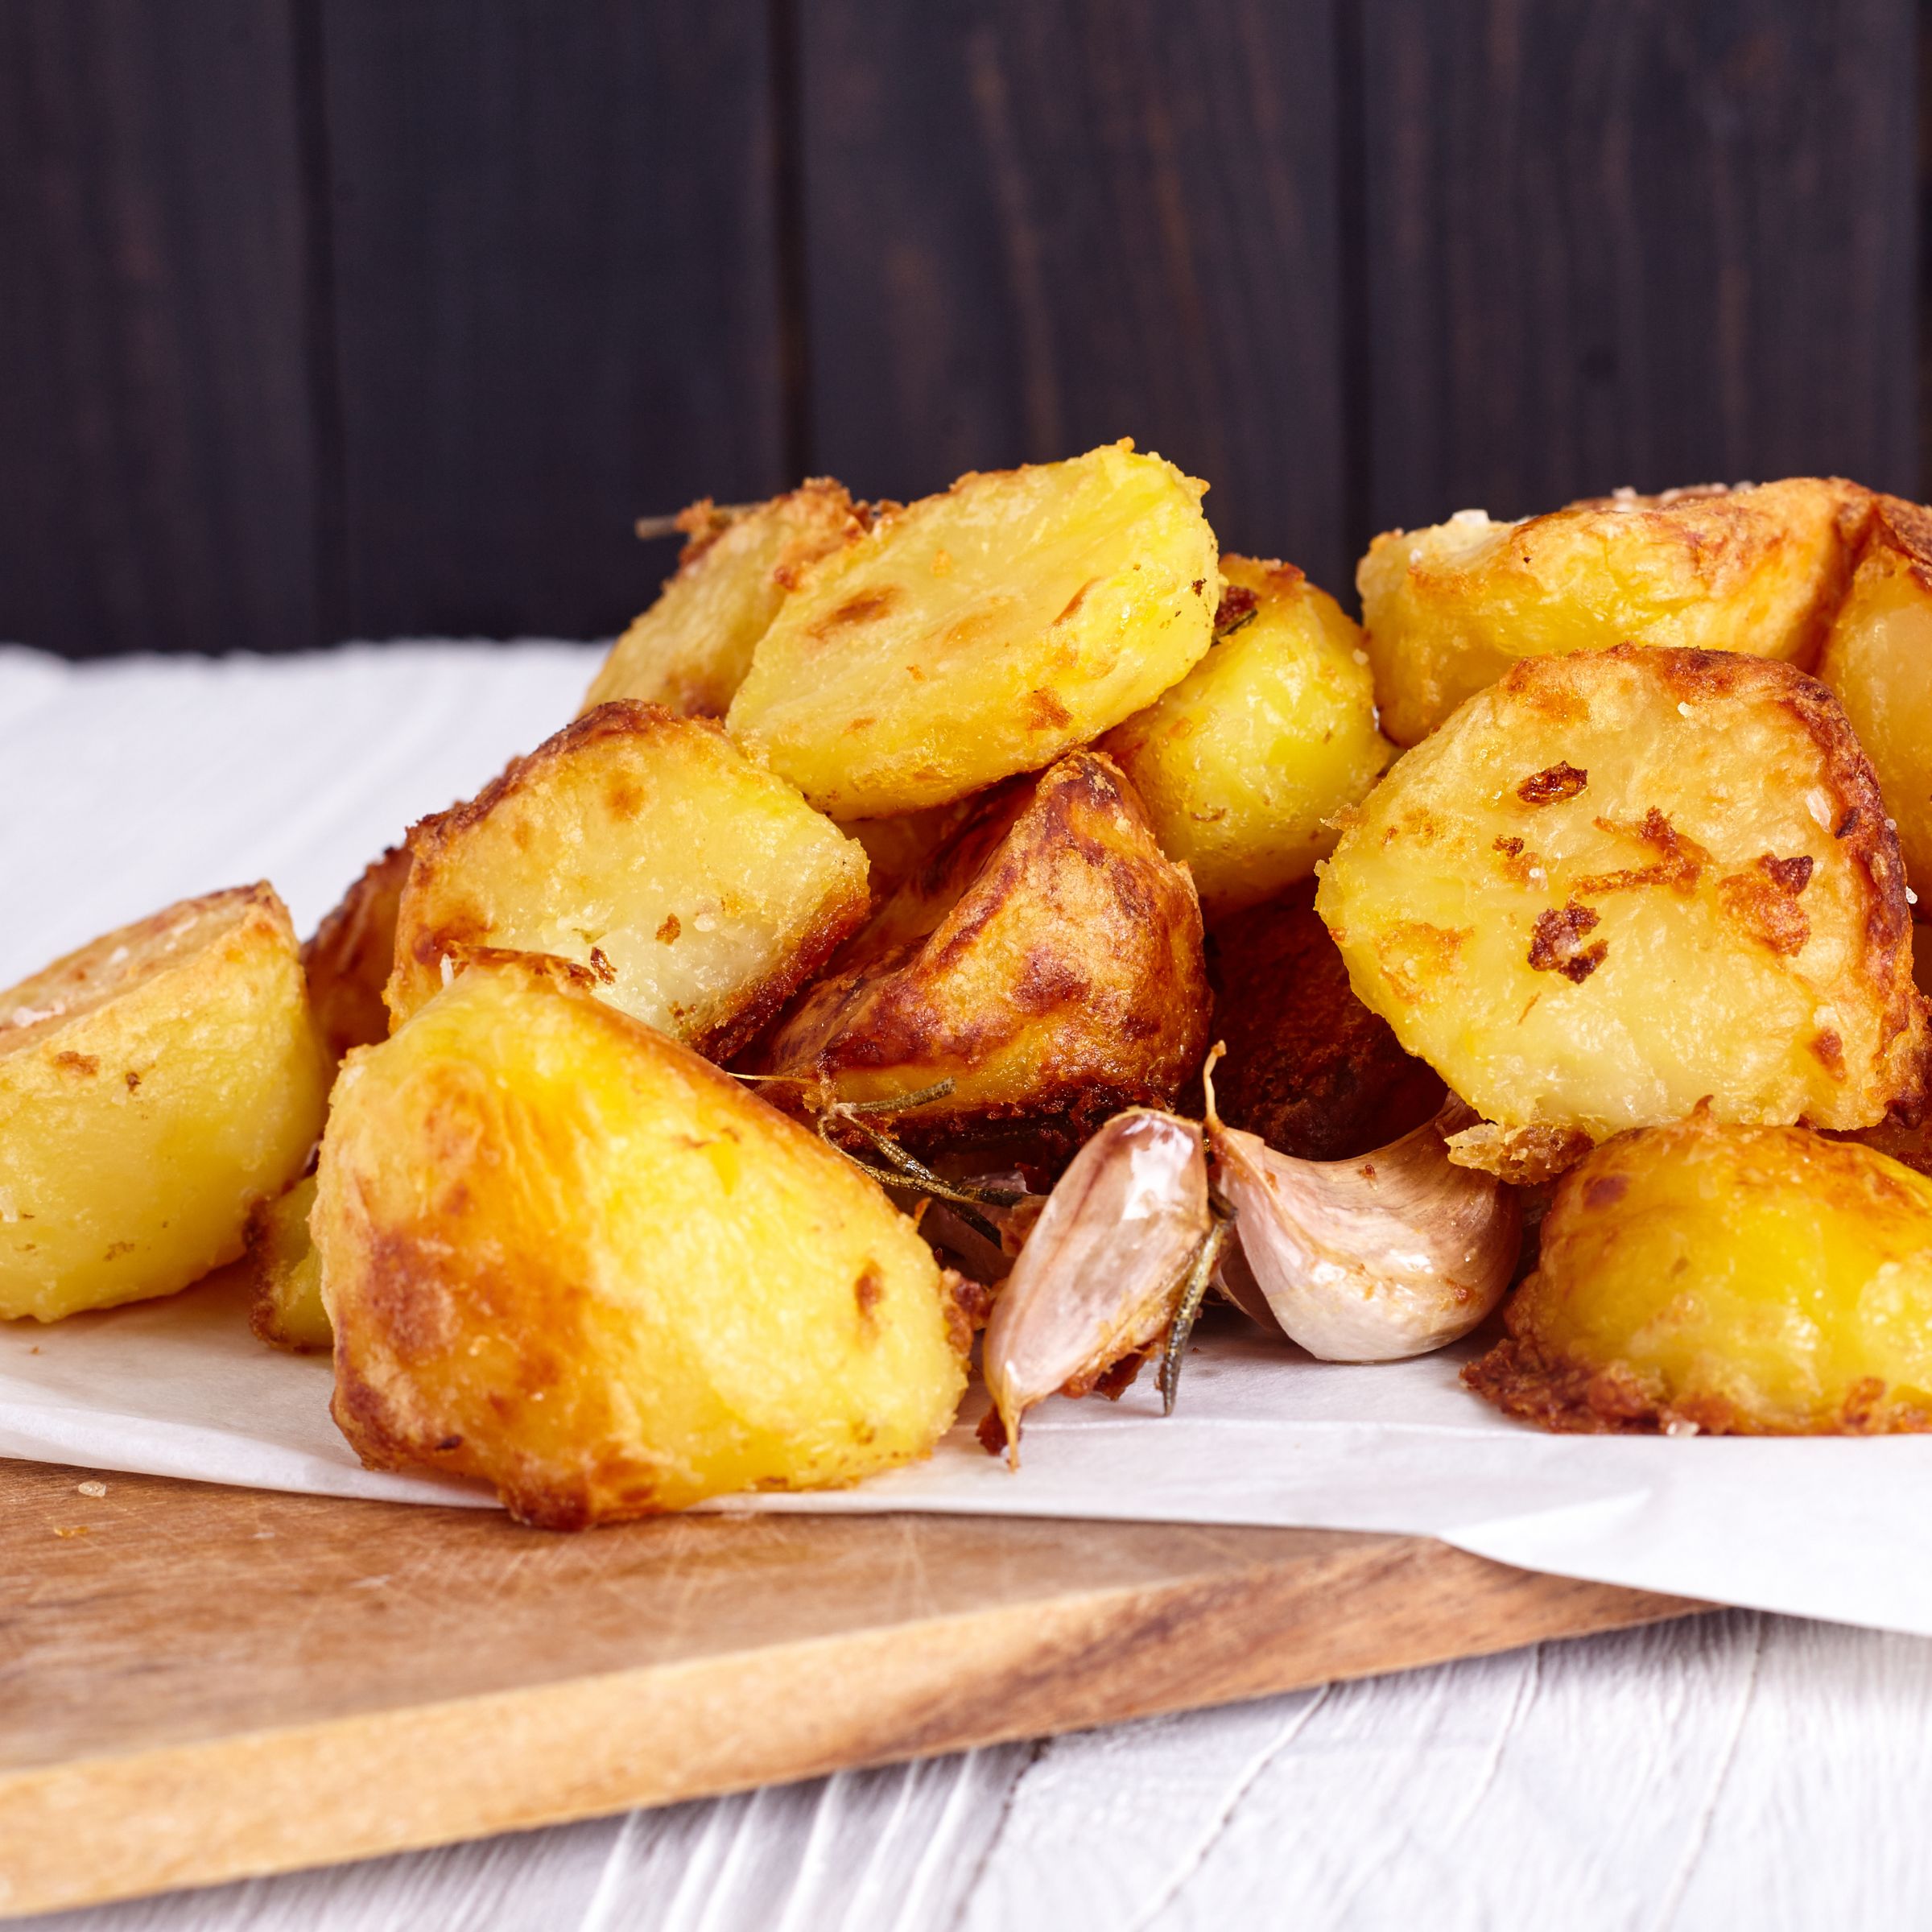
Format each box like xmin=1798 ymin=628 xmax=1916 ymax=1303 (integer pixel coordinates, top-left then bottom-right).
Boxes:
xmin=0 ymin=1457 xmax=1697 ymax=1918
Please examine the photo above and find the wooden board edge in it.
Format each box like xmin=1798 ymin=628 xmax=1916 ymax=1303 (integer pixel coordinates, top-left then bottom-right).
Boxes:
xmin=0 ymin=1536 xmax=1696 ymax=1918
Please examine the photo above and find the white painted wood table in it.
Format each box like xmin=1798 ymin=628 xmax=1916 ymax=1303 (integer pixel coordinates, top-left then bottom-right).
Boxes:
xmin=22 ymin=1608 xmax=1930 ymax=1930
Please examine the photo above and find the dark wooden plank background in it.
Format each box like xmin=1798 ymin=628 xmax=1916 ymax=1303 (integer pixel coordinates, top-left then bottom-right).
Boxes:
xmin=0 ymin=0 xmax=1919 ymax=657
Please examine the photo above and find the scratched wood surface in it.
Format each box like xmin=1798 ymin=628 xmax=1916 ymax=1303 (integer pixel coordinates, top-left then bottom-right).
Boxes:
xmin=0 ymin=1458 xmax=1694 ymax=1918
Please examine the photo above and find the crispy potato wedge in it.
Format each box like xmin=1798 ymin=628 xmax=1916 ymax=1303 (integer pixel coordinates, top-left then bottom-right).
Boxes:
xmin=1104 ymin=557 xmax=1394 ymax=920
xmin=246 ymin=1172 xmax=327 ymax=1352
xmin=386 ymin=701 xmax=869 ymax=1058
xmin=304 ymin=842 xmax=411 ymax=1062
xmin=1818 ymin=493 xmax=1932 ymax=906
xmin=727 ymin=440 xmax=1219 ymax=817
xmin=1207 ymin=885 xmax=1443 ymax=1161
xmin=583 ymin=482 xmax=865 ymax=716
xmin=0 ymin=886 xmax=329 ymax=1321
xmin=1315 ymin=646 xmax=1926 ymax=1145
xmin=319 ymin=951 xmax=966 ymax=1525
xmin=1360 ymin=478 xmax=1868 ymax=745
xmin=750 ymin=750 xmax=1210 ymax=1153
xmin=1466 ymin=1112 xmax=1932 ymax=1434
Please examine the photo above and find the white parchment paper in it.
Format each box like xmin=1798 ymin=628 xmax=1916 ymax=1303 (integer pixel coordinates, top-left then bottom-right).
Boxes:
xmin=7 ymin=642 xmax=1932 ymax=1637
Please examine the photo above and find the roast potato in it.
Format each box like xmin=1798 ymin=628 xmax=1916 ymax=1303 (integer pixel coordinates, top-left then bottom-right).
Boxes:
xmin=1315 ymin=646 xmax=1925 ymax=1149
xmin=726 ymin=441 xmax=1219 ymax=817
xmin=1465 ymin=1111 xmax=1932 ymax=1434
xmin=386 ymin=701 xmax=869 ymax=1058
xmin=245 ymin=1172 xmax=327 ymax=1352
xmin=0 ymin=886 xmax=329 ymax=1321
xmin=1103 ymin=557 xmax=1394 ymax=920
xmin=1818 ymin=493 xmax=1932 ymax=908
xmin=304 ymin=842 xmax=411 ymax=1062
xmin=1360 ymin=478 xmax=1868 ymax=745
xmin=582 ymin=482 xmax=865 ymax=717
xmin=1207 ymin=885 xmax=1443 ymax=1161
xmin=318 ymin=950 xmax=967 ymax=1525
xmin=749 ymin=749 xmax=1210 ymax=1153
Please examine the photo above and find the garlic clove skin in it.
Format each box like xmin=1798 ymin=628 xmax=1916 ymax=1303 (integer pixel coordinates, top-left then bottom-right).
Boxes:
xmin=981 ymin=1108 xmax=1209 ymax=1463
xmin=1208 ymin=1108 xmax=1520 ymax=1361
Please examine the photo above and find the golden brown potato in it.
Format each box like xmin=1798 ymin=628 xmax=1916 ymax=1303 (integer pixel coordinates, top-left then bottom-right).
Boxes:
xmin=1103 ymin=557 xmax=1394 ymax=920
xmin=246 ymin=1172 xmax=327 ymax=1352
xmin=1315 ymin=646 xmax=1925 ymax=1147
xmin=1818 ymin=493 xmax=1932 ymax=908
xmin=304 ymin=842 xmax=411 ymax=1062
xmin=582 ymin=482 xmax=865 ymax=716
xmin=0 ymin=886 xmax=329 ymax=1321
xmin=1360 ymin=477 xmax=1868 ymax=745
xmin=727 ymin=441 xmax=1219 ymax=817
xmin=749 ymin=750 xmax=1210 ymax=1153
xmin=1466 ymin=1111 xmax=1932 ymax=1434
xmin=318 ymin=950 xmax=967 ymax=1525
xmin=1207 ymin=885 xmax=1443 ymax=1161
xmin=387 ymin=701 xmax=869 ymax=1058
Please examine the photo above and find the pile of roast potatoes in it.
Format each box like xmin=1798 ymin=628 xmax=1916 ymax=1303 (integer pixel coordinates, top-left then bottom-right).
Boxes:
xmin=9 ymin=441 xmax=1932 ymax=1526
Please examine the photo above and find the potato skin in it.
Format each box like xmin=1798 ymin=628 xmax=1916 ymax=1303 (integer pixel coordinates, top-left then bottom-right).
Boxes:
xmin=1207 ymin=885 xmax=1443 ymax=1161
xmin=582 ymin=482 xmax=865 ymax=717
xmin=1104 ymin=558 xmax=1394 ymax=920
xmin=0 ymin=886 xmax=330 ymax=1321
xmin=1315 ymin=646 xmax=1925 ymax=1141
xmin=749 ymin=750 xmax=1210 ymax=1154
xmin=387 ymin=701 xmax=870 ymax=1059
xmin=304 ymin=843 xmax=411 ymax=1062
xmin=1466 ymin=1113 xmax=1932 ymax=1435
xmin=1818 ymin=494 xmax=1932 ymax=908
xmin=318 ymin=952 xmax=966 ymax=1525
xmin=727 ymin=441 xmax=1219 ymax=817
xmin=1360 ymin=478 xmax=1868 ymax=745
xmin=246 ymin=1171 xmax=328 ymax=1353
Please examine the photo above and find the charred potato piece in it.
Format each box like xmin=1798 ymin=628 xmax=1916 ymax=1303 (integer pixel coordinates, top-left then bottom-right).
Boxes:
xmin=1466 ymin=1112 xmax=1932 ymax=1434
xmin=1315 ymin=646 xmax=1925 ymax=1145
xmin=1818 ymin=494 xmax=1932 ymax=907
xmin=1104 ymin=557 xmax=1394 ymax=920
xmin=750 ymin=750 xmax=1210 ymax=1153
xmin=246 ymin=1172 xmax=327 ymax=1352
xmin=727 ymin=441 xmax=1218 ymax=817
xmin=304 ymin=842 xmax=411 ymax=1061
xmin=0 ymin=886 xmax=329 ymax=1321
xmin=1360 ymin=478 xmax=1868 ymax=745
xmin=387 ymin=701 xmax=869 ymax=1058
xmin=1207 ymin=886 xmax=1443 ymax=1161
xmin=318 ymin=952 xmax=966 ymax=1525
xmin=583 ymin=482 xmax=865 ymax=717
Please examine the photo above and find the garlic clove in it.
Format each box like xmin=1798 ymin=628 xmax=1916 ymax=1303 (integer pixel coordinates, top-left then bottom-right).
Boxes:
xmin=1205 ymin=1048 xmax=1519 ymax=1361
xmin=980 ymin=1108 xmax=1210 ymax=1463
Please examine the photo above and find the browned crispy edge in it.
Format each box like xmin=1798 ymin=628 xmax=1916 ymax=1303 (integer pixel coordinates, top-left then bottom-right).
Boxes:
xmin=1856 ymin=491 xmax=1932 ymax=596
xmin=303 ymin=842 xmax=412 ymax=1060
xmin=753 ymin=749 xmax=1210 ymax=1157
xmin=1463 ymin=1331 xmax=1932 ymax=1438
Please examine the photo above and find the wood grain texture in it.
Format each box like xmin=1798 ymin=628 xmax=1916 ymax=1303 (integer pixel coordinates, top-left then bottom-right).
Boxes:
xmin=797 ymin=0 xmax=1352 ymax=590
xmin=318 ymin=0 xmax=785 ymax=643
xmin=1360 ymin=0 xmax=1920 ymax=539
xmin=0 ymin=0 xmax=323 ymax=658
xmin=0 ymin=1459 xmax=1694 ymax=1918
